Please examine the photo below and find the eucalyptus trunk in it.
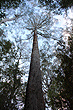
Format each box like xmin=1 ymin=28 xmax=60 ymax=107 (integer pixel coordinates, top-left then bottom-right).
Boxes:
xmin=24 ymin=29 xmax=45 ymax=110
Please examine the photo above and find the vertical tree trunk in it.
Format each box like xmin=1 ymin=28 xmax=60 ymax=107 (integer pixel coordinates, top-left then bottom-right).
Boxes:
xmin=24 ymin=29 xmax=45 ymax=110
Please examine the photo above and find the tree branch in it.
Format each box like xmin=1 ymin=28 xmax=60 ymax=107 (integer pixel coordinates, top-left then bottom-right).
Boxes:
xmin=0 ymin=17 xmax=16 ymax=25
xmin=37 ymin=31 xmax=60 ymax=41
xmin=0 ymin=14 xmax=23 ymax=25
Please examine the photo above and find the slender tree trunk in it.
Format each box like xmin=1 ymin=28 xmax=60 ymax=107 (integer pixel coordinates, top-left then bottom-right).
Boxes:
xmin=24 ymin=29 xmax=45 ymax=110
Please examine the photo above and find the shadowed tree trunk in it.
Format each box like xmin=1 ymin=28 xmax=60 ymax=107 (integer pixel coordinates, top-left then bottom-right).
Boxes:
xmin=24 ymin=29 xmax=45 ymax=110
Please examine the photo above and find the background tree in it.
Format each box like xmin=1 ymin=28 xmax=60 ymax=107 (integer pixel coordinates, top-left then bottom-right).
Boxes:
xmin=0 ymin=30 xmax=26 ymax=109
xmin=55 ymin=25 xmax=73 ymax=109
xmin=42 ymin=20 xmax=73 ymax=109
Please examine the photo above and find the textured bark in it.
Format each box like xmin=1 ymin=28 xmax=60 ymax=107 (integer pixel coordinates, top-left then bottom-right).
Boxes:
xmin=24 ymin=29 xmax=45 ymax=110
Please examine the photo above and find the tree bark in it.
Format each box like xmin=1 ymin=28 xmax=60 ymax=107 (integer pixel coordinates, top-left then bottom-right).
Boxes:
xmin=24 ymin=29 xmax=45 ymax=110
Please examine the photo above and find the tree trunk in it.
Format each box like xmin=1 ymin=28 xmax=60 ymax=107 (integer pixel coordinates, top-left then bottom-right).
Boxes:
xmin=24 ymin=29 xmax=45 ymax=110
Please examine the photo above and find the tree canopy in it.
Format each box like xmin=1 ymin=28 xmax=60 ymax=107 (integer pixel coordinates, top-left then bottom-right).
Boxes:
xmin=39 ymin=0 xmax=73 ymax=14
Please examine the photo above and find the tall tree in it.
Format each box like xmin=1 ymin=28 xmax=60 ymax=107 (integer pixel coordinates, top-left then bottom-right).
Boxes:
xmin=24 ymin=12 xmax=53 ymax=110
xmin=25 ymin=29 xmax=45 ymax=110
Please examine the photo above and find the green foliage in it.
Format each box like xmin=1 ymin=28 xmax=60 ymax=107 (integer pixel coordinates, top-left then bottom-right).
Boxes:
xmin=59 ymin=0 xmax=73 ymax=9
xmin=1 ymin=40 xmax=12 ymax=55
xmin=39 ymin=0 xmax=73 ymax=8
xmin=39 ymin=0 xmax=73 ymax=14
xmin=48 ymin=30 xmax=73 ymax=109
xmin=40 ymin=24 xmax=73 ymax=109
xmin=60 ymin=36 xmax=73 ymax=109
xmin=0 ymin=31 xmax=25 ymax=109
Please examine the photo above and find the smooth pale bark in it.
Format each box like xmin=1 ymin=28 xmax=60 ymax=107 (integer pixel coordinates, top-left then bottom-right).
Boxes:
xmin=24 ymin=29 xmax=45 ymax=110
